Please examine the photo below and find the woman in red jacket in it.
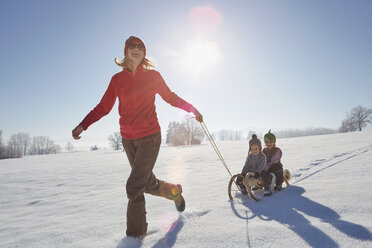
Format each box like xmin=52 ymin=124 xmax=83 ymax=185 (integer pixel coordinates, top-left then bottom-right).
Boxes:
xmin=72 ymin=36 xmax=203 ymax=238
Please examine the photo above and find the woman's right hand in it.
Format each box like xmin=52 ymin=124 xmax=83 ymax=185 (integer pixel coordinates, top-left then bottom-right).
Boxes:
xmin=72 ymin=125 xmax=84 ymax=140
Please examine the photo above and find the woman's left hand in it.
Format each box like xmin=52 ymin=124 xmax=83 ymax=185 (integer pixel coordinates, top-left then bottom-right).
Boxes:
xmin=195 ymin=113 xmax=203 ymax=123
xmin=191 ymin=107 xmax=203 ymax=122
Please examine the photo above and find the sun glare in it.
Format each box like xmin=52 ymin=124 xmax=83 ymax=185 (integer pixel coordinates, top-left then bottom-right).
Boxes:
xmin=182 ymin=40 xmax=220 ymax=74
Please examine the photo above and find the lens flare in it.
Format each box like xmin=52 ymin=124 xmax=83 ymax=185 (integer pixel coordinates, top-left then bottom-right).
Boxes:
xmin=170 ymin=187 xmax=180 ymax=199
xmin=189 ymin=6 xmax=223 ymax=33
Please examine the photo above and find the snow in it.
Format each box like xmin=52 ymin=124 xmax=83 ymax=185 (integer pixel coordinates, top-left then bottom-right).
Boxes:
xmin=1 ymin=131 xmax=372 ymax=248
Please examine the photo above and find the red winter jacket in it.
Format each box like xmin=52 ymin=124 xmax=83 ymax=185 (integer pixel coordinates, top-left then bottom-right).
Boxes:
xmin=80 ymin=67 xmax=197 ymax=139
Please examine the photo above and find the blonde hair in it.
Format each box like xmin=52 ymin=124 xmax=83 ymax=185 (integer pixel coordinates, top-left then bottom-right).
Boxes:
xmin=114 ymin=56 xmax=155 ymax=72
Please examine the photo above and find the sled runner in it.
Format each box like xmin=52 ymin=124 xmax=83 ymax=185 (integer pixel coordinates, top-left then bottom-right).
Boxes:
xmin=228 ymin=169 xmax=291 ymax=201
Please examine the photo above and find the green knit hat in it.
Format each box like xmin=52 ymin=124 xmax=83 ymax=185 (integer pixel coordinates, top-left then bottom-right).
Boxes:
xmin=264 ymin=130 xmax=276 ymax=143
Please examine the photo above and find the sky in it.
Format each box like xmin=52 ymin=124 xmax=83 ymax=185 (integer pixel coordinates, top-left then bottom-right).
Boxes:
xmin=1 ymin=0 xmax=372 ymax=149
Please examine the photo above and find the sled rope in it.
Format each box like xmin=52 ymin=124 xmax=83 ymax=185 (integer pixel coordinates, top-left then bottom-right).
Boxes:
xmin=200 ymin=121 xmax=233 ymax=178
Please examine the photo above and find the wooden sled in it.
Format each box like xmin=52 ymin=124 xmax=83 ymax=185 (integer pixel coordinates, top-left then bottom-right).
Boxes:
xmin=228 ymin=169 xmax=291 ymax=201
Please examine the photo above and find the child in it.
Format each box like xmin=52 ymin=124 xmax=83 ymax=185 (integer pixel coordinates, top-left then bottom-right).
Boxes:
xmin=261 ymin=130 xmax=284 ymax=197
xmin=236 ymin=134 xmax=267 ymax=195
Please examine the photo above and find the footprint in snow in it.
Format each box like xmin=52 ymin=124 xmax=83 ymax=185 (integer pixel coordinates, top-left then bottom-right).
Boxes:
xmin=310 ymin=158 xmax=326 ymax=166
xmin=182 ymin=210 xmax=211 ymax=219
xmin=333 ymin=152 xmax=348 ymax=158
xmin=28 ymin=200 xmax=42 ymax=206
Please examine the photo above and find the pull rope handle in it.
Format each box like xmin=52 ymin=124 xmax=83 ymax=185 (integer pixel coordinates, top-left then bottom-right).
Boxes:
xmin=200 ymin=121 xmax=233 ymax=178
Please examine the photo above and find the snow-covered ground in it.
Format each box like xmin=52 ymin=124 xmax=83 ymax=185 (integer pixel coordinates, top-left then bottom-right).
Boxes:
xmin=1 ymin=131 xmax=372 ymax=248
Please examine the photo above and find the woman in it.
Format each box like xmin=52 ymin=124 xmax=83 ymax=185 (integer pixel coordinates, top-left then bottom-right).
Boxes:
xmin=72 ymin=36 xmax=203 ymax=238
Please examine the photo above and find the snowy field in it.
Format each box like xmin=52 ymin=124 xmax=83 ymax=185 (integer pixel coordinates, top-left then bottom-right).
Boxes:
xmin=1 ymin=131 xmax=372 ymax=248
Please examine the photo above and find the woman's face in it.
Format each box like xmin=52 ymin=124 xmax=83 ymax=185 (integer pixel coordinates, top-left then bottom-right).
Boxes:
xmin=127 ymin=42 xmax=145 ymax=65
xmin=250 ymin=144 xmax=260 ymax=155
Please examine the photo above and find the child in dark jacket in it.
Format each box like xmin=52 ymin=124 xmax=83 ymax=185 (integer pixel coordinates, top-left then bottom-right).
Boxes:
xmin=236 ymin=134 xmax=267 ymax=195
xmin=261 ymin=130 xmax=284 ymax=197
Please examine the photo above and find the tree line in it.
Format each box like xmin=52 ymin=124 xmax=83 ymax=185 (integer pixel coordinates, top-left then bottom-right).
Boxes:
xmin=218 ymin=130 xmax=243 ymax=141
xmin=275 ymin=128 xmax=337 ymax=139
xmin=0 ymin=131 xmax=61 ymax=159
xmin=2 ymin=105 xmax=370 ymax=158
xmin=219 ymin=105 xmax=372 ymax=140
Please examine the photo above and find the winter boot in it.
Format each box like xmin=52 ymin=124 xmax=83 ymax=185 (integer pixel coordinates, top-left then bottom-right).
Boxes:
xmin=251 ymin=185 xmax=260 ymax=191
xmin=174 ymin=184 xmax=185 ymax=212
xmin=264 ymin=188 xmax=272 ymax=197
xmin=236 ymin=176 xmax=247 ymax=195
xmin=240 ymin=186 xmax=248 ymax=195
xmin=274 ymin=185 xmax=282 ymax=191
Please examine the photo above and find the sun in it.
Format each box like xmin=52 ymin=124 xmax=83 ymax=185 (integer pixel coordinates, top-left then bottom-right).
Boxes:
xmin=181 ymin=40 xmax=220 ymax=74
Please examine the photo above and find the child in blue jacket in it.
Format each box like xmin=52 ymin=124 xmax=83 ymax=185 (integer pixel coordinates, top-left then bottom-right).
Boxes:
xmin=236 ymin=134 xmax=266 ymax=194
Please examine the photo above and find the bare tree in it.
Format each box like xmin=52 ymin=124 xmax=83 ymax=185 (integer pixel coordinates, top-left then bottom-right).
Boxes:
xmin=17 ymin=132 xmax=31 ymax=156
xmin=7 ymin=133 xmax=30 ymax=158
xmin=166 ymin=121 xmax=187 ymax=146
xmin=52 ymin=145 xmax=62 ymax=154
xmin=339 ymin=105 xmax=372 ymax=132
xmin=166 ymin=122 xmax=175 ymax=145
xmin=108 ymin=132 xmax=123 ymax=150
xmin=339 ymin=119 xmax=358 ymax=133
xmin=350 ymin=105 xmax=372 ymax=131
xmin=183 ymin=118 xmax=205 ymax=145
xmin=175 ymin=123 xmax=187 ymax=145
xmin=65 ymin=142 xmax=74 ymax=152
xmin=1 ymin=131 xmax=29 ymax=159
xmin=165 ymin=118 xmax=205 ymax=146
xmin=29 ymin=136 xmax=58 ymax=155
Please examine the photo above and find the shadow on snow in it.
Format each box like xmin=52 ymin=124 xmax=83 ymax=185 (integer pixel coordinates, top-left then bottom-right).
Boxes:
xmin=152 ymin=217 xmax=184 ymax=248
xmin=230 ymin=186 xmax=372 ymax=248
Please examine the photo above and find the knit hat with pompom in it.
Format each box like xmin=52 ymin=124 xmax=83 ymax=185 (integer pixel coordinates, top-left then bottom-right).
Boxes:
xmin=249 ymin=134 xmax=262 ymax=151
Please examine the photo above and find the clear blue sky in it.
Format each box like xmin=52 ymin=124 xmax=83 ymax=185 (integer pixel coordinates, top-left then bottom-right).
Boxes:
xmin=1 ymin=0 xmax=371 ymax=149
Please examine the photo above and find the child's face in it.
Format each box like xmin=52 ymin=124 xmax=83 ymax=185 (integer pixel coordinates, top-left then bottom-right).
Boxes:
xmin=250 ymin=144 xmax=260 ymax=155
xmin=265 ymin=141 xmax=275 ymax=149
